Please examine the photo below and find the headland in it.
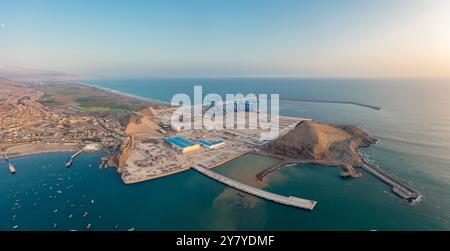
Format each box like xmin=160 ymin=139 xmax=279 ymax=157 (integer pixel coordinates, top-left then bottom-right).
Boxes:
xmin=0 ymin=77 xmax=419 ymax=205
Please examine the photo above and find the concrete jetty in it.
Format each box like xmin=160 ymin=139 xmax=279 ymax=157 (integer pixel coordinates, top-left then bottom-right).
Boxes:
xmin=64 ymin=143 xmax=101 ymax=168
xmin=256 ymin=159 xmax=291 ymax=181
xmin=64 ymin=158 xmax=73 ymax=168
xmin=361 ymin=163 xmax=419 ymax=201
xmin=191 ymin=166 xmax=317 ymax=210
xmin=253 ymin=150 xmax=420 ymax=202
xmin=282 ymin=98 xmax=381 ymax=110
xmin=71 ymin=149 xmax=83 ymax=159
xmin=64 ymin=149 xmax=83 ymax=168
xmin=99 ymin=157 xmax=108 ymax=168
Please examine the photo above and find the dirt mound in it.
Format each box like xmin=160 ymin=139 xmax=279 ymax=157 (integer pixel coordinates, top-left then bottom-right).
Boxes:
xmin=139 ymin=107 xmax=157 ymax=117
xmin=266 ymin=121 xmax=377 ymax=166
xmin=125 ymin=108 xmax=160 ymax=136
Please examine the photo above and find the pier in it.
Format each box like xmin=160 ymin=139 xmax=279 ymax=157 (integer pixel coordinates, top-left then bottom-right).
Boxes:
xmin=71 ymin=149 xmax=83 ymax=159
xmin=64 ymin=149 xmax=83 ymax=168
xmin=361 ymin=162 xmax=419 ymax=201
xmin=191 ymin=166 xmax=317 ymax=210
xmin=99 ymin=157 xmax=108 ymax=168
xmin=253 ymin=151 xmax=420 ymax=201
xmin=64 ymin=143 xmax=102 ymax=168
xmin=256 ymin=159 xmax=293 ymax=181
xmin=282 ymin=98 xmax=381 ymax=110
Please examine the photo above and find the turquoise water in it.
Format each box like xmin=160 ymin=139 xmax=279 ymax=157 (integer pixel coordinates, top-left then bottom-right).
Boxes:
xmin=1 ymin=78 xmax=449 ymax=230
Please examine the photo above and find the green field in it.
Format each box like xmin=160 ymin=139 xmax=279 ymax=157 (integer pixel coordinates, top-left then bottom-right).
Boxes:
xmin=76 ymin=104 xmax=140 ymax=112
xmin=75 ymin=96 xmax=141 ymax=112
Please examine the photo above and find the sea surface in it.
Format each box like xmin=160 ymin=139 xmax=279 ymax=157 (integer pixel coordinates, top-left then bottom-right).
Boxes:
xmin=1 ymin=78 xmax=449 ymax=230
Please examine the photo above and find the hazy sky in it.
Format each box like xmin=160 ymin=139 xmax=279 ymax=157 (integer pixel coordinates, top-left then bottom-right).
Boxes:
xmin=1 ymin=0 xmax=450 ymax=78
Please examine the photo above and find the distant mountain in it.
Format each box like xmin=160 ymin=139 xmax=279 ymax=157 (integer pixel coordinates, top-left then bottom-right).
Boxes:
xmin=0 ymin=66 xmax=93 ymax=82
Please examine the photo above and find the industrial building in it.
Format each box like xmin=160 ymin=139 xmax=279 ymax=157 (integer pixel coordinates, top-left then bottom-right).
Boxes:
xmin=165 ymin=136 xmax=201 ymax=153
xmin=197 ymin=139 xmax=225 ymax=149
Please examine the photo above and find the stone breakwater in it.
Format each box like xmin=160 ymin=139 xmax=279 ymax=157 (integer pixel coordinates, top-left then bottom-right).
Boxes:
xmin=262 ymin=120 xmax=419 ymax=201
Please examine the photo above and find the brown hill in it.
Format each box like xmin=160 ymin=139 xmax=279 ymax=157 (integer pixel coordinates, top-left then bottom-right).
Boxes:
xmin=124 ymin=107 xmax=160 ymax=136
xmin=266 ymin=121 xmax=377 ymax=167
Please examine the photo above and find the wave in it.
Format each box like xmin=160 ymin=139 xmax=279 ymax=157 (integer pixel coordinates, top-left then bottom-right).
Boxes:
xmin=409 ymin=194 xmax=423 ymax=206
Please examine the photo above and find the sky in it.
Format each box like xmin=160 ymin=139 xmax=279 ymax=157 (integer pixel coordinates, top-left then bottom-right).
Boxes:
xmin=0 ymin=0 xmax=450 ymax=78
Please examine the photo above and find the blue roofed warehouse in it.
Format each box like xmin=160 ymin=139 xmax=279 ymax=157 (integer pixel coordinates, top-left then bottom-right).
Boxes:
xmin=165 ymin=136 xmax=201 ymax=153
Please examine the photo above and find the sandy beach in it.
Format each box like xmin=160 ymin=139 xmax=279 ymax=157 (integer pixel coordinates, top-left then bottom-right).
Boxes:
xmin=1 ymin=143 xmax=80 ymax=159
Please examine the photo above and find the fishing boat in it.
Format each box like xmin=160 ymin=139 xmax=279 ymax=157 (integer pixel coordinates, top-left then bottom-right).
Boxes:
xmin=9 ymin=163 xmax=16 ymax=174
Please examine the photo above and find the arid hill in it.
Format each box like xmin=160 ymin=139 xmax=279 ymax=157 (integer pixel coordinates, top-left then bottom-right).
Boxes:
xmin=266 ymin=120 xmax=377 ymax=167
xmin=124 ymin=108 xmax=160 ymax=136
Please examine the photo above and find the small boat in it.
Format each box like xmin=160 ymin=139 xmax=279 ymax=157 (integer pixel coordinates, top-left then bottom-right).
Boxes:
xmin=128 ymin=227 xmax=135 ymax=231
xmin=238 ymin=192 xmax=245 ymax=197
xmin=12 ymin=225 xmax=18 ymax=230
xmin=9 ymin=163 xmax=16 ymax=174
xmin=68 ymin=214 xmax=73 ymax=219
xmin=86 ymin=224 xmax=91 ymax=229
xmin=91 ymin=200 xmax=95 ymax=204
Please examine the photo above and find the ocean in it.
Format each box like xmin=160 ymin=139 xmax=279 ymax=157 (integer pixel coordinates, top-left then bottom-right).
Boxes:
xmin=1 ymin=78 xmax=449 ymax=230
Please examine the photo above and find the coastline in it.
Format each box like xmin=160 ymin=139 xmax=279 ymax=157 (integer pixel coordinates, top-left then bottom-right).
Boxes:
xmin=75 ymin=80 xmax=380 ymax=110
xmin=75 ymin=81 xmax=170 ymax=106
xmin=0 ymin=143 xmax=80 ymax=160
xmin=0 ymin=80 xmax=164 ymax=161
